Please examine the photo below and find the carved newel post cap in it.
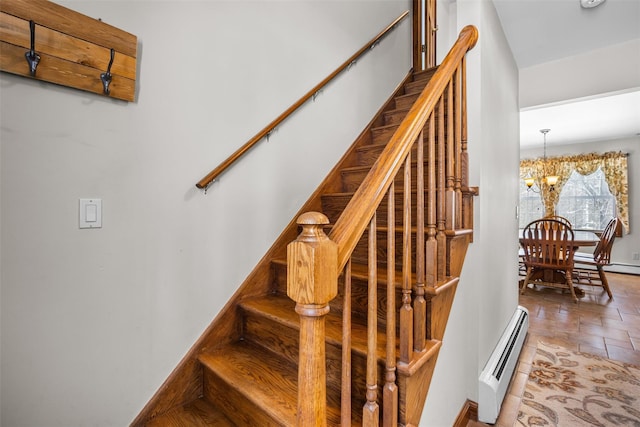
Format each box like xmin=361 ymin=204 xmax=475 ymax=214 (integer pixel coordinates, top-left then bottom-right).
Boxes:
xmin=287 ymin=212 xmax=338 ymax=305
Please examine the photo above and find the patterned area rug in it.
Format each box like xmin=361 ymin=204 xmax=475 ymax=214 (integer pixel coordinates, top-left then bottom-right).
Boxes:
xmin=517 ymin=341 xmax=640 ymax=426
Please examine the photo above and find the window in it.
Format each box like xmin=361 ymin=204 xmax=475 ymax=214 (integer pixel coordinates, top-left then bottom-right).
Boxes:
xmin=556 ymin=168 xmax=615 ymax=231
xmin=518 ymin=180 xmax=544 ymax=228
xmin=520 ymin=151 xmax=629 ymax=234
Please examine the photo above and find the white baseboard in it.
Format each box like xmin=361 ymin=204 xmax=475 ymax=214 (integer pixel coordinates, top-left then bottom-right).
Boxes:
xmin=605 ymin=263 xmax=640 ymax=275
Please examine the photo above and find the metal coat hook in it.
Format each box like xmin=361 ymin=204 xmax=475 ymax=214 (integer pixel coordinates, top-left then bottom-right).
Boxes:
xmin=24 ymin=20 xmax=40 ymax=76
xmin=100 ymin=48 xmax=115 ymax=95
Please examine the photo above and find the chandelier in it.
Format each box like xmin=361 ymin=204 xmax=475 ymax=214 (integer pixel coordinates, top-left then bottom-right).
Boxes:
xmin=524 ymin=129 xmax=559 ymax=192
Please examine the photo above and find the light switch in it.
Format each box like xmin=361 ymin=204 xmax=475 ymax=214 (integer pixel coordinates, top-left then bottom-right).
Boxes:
xmin=79 ymin=199 xmax=102 ymax=229
xmin=86 ymin=204 xmax=97 ymax=222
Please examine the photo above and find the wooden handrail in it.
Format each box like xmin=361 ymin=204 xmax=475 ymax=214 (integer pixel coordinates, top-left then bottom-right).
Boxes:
xmin=287 ymin=24 xmax=478 ymax=426
xmin=195 ymin=10 xmax=410 ymax=190
xmin=328 ymin=25 xmax=478 ymax=270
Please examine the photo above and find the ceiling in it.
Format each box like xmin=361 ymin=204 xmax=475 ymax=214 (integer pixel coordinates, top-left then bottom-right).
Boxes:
xmin=492 ymin=0 xmax=640 ymax=148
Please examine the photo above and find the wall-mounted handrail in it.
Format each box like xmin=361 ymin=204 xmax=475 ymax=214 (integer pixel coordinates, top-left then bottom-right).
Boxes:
xmin=195 ymin=10 xmax=409 ymax=190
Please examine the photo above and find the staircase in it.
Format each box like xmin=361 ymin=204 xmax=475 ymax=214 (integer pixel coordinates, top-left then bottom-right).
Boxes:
xmin=132 ymin=26 xmax=478 ymax=427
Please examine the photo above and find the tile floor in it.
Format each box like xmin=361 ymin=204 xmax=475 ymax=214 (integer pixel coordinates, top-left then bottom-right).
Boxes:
xmin=468 ymin=272 xmax=640 ymax=427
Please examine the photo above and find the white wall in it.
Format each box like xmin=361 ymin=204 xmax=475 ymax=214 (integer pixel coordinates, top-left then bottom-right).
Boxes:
xmin=436 ymin=0 xmax=457 ymax=65
xmin=0 ymin=1 xmax=411 ymax=425
xmin=519 ymin=39 xmax=640 ymax=108
xmin=421 ymin=0 xmax=521 ymax=425
xmin=521 ymin=136 xmax=640 ymax=267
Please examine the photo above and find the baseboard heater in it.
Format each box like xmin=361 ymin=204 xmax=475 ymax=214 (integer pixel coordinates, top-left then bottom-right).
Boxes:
xmin=478 ymin=305 xmax=529 ymax=424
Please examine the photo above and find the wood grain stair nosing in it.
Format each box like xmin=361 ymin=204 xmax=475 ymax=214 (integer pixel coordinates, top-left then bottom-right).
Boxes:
xmin=198 ymin=341 xmax=300 ymax=425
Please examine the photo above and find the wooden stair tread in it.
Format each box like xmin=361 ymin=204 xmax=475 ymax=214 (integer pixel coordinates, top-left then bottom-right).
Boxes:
xmin=145 ymin=397 xmax=235 ymax=426
xmin=199 ymin=340 xmax=341 ymax=425
xmin=372 ymin=122 xmax=400 ymax=132
xmin=198 ymin=342 xmax=350 ymax=426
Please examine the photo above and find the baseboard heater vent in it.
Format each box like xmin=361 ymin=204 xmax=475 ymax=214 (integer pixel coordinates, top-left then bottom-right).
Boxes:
xmin=478 ymin=305 xmax=529 ymax=423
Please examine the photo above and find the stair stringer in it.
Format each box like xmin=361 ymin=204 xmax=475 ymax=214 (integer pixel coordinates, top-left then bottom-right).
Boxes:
xmin=397 ymin=345 xmax=441 ymax=427
xmin=398 ymin=230 xmax=472 ymax=426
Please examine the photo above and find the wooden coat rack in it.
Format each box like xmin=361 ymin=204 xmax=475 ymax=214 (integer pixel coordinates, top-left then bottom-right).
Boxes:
xmin=0 ymin=0 xmax=137 ymax=102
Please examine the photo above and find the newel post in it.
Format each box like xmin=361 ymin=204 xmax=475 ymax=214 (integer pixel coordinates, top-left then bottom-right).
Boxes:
xmin=287 ymin=212 xmax=338 ymax=427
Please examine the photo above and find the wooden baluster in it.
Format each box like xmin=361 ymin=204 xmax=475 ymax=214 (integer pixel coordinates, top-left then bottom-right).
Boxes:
xmin=460 ymin=57 xmax=472 ymax=231
xmin=425 ymin=114 xmax=437 ymax=288
xmin=400 ymin=154 xmax=414 ymax=364
xmin=383 ymin=183 xmax=398 ymax=427
xmin=461 ymin=57 xmax=468 ymax=188
xmin=436 ymin=96 xmax=447 ymax=280
xmin=454 ymin=66 xmax=463 ymax=229
xmin=363 ymin=214 xmax=379 ymax=425
xmin=414 ymin=131 xmax=426 ymax=351
xmin=342 ymin=260 xmax=352 ymax=427
xmin=287 ymin=212 xmax=338 ymax=427
xmin=446 ymin=80 xmax=455 ymax=231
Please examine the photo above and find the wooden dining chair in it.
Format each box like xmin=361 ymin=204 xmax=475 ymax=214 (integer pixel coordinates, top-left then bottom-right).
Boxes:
xmin=518 ymin=215 xmax=573 ymax=283
xmin=544 ymin=215 xmax=572 ymax=229
xmin=572 ymin=217 xmax=618 ymax=299
xmin=518 ymin=215 xmax=571 ymax=279
xmin=520 ymin=218 xmax=578 ymax=302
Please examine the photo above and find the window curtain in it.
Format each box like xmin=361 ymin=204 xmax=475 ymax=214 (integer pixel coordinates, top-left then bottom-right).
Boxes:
xmin=520 ymin=151 xmax=629 ymax=233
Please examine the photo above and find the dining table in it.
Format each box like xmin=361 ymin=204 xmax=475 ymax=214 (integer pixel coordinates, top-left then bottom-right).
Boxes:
xmin=518 ymin=229 xmax=600 ymax=248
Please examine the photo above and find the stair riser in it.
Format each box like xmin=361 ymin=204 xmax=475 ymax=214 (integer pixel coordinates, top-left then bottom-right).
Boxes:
xmin=371 ymin=125 xmax=399 ymax=145
xmin=242 ymin=310 xmax=299 ymax=364
xmin=349 ymin=228 xmax=425 ymax=271
xmin=372 ymin=121 xmax=450 ymax=145
xmin=356 ymin=135 xmax=447 ymax=166
xmin=321 ymin=191 xmax=442 ymax=227
xmin=395 ymin=92 xmax=420 ymax=110
xmin=341 ymin=162 xmax=439 ymax=192
xmin=403 ymin=79 xmax=429 ymax=95
xmin=330 ymin=279 xmax=405 ymax=334
xmin=272 ymin=260 xmax=416 ymax=333
xmin=411 ymin=68 xmax=437 ymax=84
xmin=241 ymin=304 xmax=387 ymax=421
xmin=401 ymin=71 xmax=436 ymax=99
xmin=203 ymin=369 xmax=287 ymax=426
xmin=356 ymin=143 xmax=424 ymax=166
xmin=395 ymin=92 xmax=448 ymax=111
xmin=383 ymin=108 xmax=447 ymax=127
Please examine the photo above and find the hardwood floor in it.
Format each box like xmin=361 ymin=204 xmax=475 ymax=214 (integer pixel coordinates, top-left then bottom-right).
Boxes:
xmin=468 ymin=272 xmax=640 ymax=427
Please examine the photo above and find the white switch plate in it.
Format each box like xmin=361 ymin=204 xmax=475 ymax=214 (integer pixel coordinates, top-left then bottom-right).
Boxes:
xmin=79 ymin=199 xmax=102 ymax=229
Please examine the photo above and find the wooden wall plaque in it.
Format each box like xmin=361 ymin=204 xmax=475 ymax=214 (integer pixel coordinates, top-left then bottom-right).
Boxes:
xmin=0 ymin=0 xmax=137 ymax=102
